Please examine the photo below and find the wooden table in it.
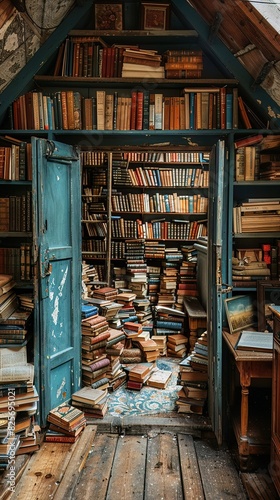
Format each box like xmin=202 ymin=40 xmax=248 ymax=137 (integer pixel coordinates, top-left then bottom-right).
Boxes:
xmin=223 ymin=330 xmax=273 ymax=470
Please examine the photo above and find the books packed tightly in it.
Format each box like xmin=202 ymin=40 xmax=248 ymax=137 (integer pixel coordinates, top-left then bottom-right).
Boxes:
xmin=0 ymin=274 xmax=38 ymax=469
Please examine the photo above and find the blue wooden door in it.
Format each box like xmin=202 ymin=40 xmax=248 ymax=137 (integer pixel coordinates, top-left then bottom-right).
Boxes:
xmin=32 ymin=138 xmax=81 ymax=425
xmin=207 ymin=140 xmax=230 ymax=445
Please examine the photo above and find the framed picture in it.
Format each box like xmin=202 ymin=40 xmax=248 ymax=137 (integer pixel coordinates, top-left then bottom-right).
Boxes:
xmin=94 ymin=3 xmax=123 ymax=31
xmin=224 ymin=294 xmax=258 ymax=335
xmin=257 ymin=280 xmax=280 ymax=331
xmin=141 ymin=2 xmax=170 ymax=31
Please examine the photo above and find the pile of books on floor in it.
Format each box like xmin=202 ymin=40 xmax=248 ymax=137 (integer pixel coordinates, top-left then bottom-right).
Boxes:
xmin=146 ymin=368 xmax=172 ymax=389
xmin=0 ymin=346 xmax=39 ymax=466
xmin=71 ymin=386 xmax=109 ymax=419
xmin=46 ymin=402 xmax=86 ymax=442
xmin=166 ymin=334 xmax=188 ymax=359
xmin=176 ymin=331 xmax=208 ymax=415
xmin=124 ymin=362 xmax=154 ymax=391
xmin=0 ymin=307 xmax=33 ymax=346
xmin=153 ymin=305 xmax=185 ymax=338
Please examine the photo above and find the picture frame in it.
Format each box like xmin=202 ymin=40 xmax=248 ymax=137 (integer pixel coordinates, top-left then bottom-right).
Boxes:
xmin=141 ymin=2 xmax=170 ymax=31
xmin=224 ymin=294 xmax=258 ymax=335
xmin=257 ymin=280 xmax=280 ymax=331
xmin=94 ymin=3 xmax=123 ymax=31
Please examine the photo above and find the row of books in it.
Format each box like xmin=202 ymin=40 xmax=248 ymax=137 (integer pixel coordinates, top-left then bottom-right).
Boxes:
xmin=112 ymin=165 xmax=209 ymax=188
xmin=110 ymin=218 xmax=207 ymax=241
xmin=0 ymin=193 xmax=32 ymax=233
xmin=0 ymin=140 xmax=32 ymax=181
xmin=233 ymin=199 xmax=280 ymax=234
xmin=111 ymin=192 xmax=208 ymax=214
xmin=0 ymin=245 xmax=33 ymax=282
xmin=121 ymin=151 xmax=210 ymax=164
xmin=54 ymin=37 xmax=204 ymax=81
xmin=11 ymin=86 xmax=239 ymax=131
xmin=236 ymin=145 xmax=280 ymax=181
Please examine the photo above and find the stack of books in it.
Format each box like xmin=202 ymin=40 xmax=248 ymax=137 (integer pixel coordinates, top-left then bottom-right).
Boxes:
xmin=233 ymin=199 xmax=280 ymax=234
xmin=0 ymin=345 xmax=40 ymax=463
xmin=122 ymin=321 xmax=143 ymax=339
xmin=151 ymin=335 xmax=167 ymax=356
xmin=164 ymin=49 xmax=203 ymax=79
xmin=121 ymin=48 xmax=164 ymax=78
xmin=46 ymin=402 xmax=86 ymax=441
xmin=231 ymin=255 xmax=270 ymax=284
xmin=125 ymin=362 xmax=154 ymax=391
xmin=146 ymin=265 xmax=161 ymax=305
xmin=0 ymin=274 xmax=18 ymax=321
xmin=81 ymin=309 xmax=111 ymax=386
xmin=135 ymin=338 xmax=160 ymax=362
xmin=71 ymin=386 xmax=109 ymax=419
xmin=166 ymin=334 xmax=188 ymax=358
xmin=188 ymin=331 xmax=208 ymax=373
xmin=92 ymin=286 xmax=119 ymax=302
xmin=153 ymin=305 xmax=185 ymax=337
xmin=125 ymin=240 xmax=148 ymax=297
xmin=120 ymin=347 xmax=142 ymax=364
xmin=176 ymin=386 xmax=206 ymax=415
xmin=0 ymin=307 xmax=33 ymax=346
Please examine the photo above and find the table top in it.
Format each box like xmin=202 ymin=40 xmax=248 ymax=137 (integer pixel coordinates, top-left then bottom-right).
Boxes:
xmin=269 ymin=305 xmax=280 ymax=320
xmin=222 ymin=330 xmax=273 ymax=362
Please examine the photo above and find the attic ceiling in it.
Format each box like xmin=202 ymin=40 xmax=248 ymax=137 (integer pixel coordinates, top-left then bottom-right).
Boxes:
xmin=0 ymin=0 xmax=279 ymax=125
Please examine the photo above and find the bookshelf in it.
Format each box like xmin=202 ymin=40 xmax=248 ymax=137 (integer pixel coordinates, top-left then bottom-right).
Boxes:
xmin=230 ymin=135 xmax=280 ymax=293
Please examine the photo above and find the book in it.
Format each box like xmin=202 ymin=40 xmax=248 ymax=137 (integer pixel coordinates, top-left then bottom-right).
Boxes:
xmin=235 ymin=330 xmax=273 ymax=352
xmin=47 ymin=402 xmax=85 ymax=431
xmin=71 ymin=386 xmax=107 ymax=405
xmin=147 ymin=369 xmax=172 ymax=389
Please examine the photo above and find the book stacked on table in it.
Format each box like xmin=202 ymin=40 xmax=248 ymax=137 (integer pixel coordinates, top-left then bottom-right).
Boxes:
xmin=166 ymin=334 xmax=188 ymax=358
xmin=71 ymin=386 xmax=109 ymax=419
xmin=47 ymin=402 xmax=86 ymax=441
xmin=125 ymin=362 xmax=154 ymax=391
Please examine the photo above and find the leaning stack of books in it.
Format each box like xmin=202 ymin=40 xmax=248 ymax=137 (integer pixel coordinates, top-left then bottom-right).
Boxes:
xmin=71 ymin=386 xmax=109 ymax=419
xmin=121 ymin=48 xmax=164 ymax=78
xmin=153 ymin=305 xmax=185 ymax=338
xmin=134 ymin=338 xmax=159 ymax=362
xmin=81 ymin=310 xmax=111 ymax=386
xmin=151 ymin=335 xmax=167 ymax=356
xmin=166 ymin=334 xmax=188 ymax=358
xmin=125 ymin=362 xmax=154 ymax=391
xmin=46 ymin=402 xmax=86 ymax=442
xmin=0 ymin=274 xmax=18 ymax=321
xmin=122 ymin=321 xmax=143 ymax=340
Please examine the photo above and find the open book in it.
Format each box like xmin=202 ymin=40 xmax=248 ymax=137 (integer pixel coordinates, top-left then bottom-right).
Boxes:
xmin=235 ymin=330 xmax=273 ymax=352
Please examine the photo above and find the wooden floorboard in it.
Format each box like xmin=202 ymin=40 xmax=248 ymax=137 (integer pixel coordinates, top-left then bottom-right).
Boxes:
xmin=2 ymin=425 xmax=277 ymax=499
xmin=178 ymin=433 xmax=204 ymax=500
xmin=144 ymin=433 xmax=183 ymax=500
xmin=194 ymin=438 xmax=248 ymax=499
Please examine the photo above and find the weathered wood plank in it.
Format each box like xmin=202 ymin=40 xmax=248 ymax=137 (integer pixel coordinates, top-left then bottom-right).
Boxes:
xmin=12 ymin=437 xmax=82 ymax=499
xmin=53 ymin=426 xmax=97 ymax=500
xmin=106 ymin=435 xmax=147 ymax=500
xmin=194 ymin=438 xmax=247 ymax=499
xmin=73 ymin=433 xmax=118 ymax=500
xmin=177 ymin=434 xmax=204 ymax=499
xmin=240 ymin=472 xmax=279 ymax=500
xmin=145 ymin=433 xmax=183 ymax=500
xmin=0 ymin=455 xmax=31 ymax=500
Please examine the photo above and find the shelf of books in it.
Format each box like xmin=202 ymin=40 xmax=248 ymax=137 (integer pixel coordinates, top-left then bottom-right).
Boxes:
xmin=231 ymin=133 xmax=280 ymax=291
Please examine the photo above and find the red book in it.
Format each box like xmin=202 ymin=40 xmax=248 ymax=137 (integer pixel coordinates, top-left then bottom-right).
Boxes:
xmin=130 ymin=91 xmax=137 ymax=130
xmin=136 ymin=91 xmax=144 ymax=130
xmin=234 ymin=134 xmax=263 ymax=149
xmin=87 ymin=332 xmax=111 ymax=345
xmin=127 ymin=380 xmax=143 ymax=390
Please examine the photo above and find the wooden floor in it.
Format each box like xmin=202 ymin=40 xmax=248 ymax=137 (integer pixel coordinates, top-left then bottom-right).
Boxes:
xmin=0 ymin=417 xmax=278 ymax=499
